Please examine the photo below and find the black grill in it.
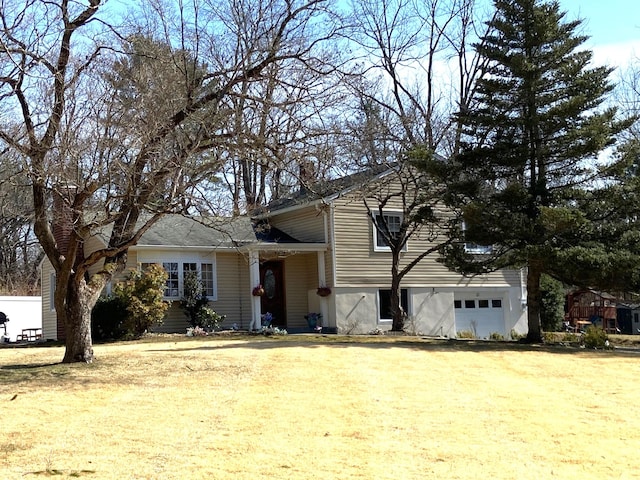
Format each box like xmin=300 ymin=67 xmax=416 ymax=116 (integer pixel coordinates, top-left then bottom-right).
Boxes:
xmin=0 ymin=311 xmax=7 ymax=337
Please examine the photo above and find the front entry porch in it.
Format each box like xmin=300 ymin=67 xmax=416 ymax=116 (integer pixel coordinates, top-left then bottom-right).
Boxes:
xmin=247 ymin=249 xmax=331 ymax=332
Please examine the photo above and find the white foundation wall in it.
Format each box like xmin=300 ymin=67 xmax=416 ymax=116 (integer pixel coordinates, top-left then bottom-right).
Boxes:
xmin=333 ymin=286 xmax=527 ymax=338
xmin=333 ymin=288 xmax=456 ymax=335
xmin=334 ymin=289 xmax=378 ymax=334
xmin=409 ymin=290 xmax=456 ymax=337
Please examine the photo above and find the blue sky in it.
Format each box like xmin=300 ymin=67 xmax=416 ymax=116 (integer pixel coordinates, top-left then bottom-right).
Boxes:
xmin=559 ymin=0 xmax=639 ymax=68
xmin=562 ymin=1 xmax=638 ymax=46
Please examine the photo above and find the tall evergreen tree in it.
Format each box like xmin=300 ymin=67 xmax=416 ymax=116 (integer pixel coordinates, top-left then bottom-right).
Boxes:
xmin=425 ymin=0 xmax=629 ymax=342
xmin=559 ymin=139 xmax=640 ymax=294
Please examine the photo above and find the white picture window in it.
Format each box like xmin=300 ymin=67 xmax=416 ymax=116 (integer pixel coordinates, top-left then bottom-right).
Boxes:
xmin=373 ymin=212 xmax=407 ymax=252
xmin=141 ymin=258 xmax=217 ymax=300
xmin=200 ymin=263 xmax=215 ymax=297
xmin=163 ymin=262 xmax=180 ymax=298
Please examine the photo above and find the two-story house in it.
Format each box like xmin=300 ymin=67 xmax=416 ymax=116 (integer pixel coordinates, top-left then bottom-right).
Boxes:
xmin=41 ymin=165 xmax=528 ymax=339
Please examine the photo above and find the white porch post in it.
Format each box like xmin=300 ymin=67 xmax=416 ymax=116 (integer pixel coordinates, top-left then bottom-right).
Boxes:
xmin=317 ymin=251 xmax=329 ymax=328
xmin=249 ymin=251 xmax=261 ymax=330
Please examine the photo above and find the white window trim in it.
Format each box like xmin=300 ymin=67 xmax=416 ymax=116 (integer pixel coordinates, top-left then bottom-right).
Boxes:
xmin=464 ymin=243 xmax=494 ymax=255
xmin=139 ymin=254 xmax=218 ymax=301
xmin=372 ymin=211 xmax=408 ymax=252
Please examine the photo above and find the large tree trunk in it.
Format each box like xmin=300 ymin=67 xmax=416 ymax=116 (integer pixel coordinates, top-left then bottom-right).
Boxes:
xmin=61 ymin=278 xmax=96 ymax=363
xmin=525 ymin=259 xmax=543 ymax=343
xmin=390 ymin=254 xmax=405 ymax=332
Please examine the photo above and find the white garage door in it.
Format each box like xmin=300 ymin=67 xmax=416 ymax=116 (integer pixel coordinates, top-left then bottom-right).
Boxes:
xmin=454 ymin=298 xmax=504 ymax=338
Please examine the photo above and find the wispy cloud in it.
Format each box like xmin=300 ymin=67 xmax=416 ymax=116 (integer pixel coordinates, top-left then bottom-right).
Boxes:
xmin=590 ymin=40 xmax=640 ymax=70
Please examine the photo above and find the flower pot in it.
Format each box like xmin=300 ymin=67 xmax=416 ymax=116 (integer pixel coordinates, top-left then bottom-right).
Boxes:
xmin=305 ymin=313 xmax=322 ymax=332
xmin=316 ymin=287 xmax=331 ymax=297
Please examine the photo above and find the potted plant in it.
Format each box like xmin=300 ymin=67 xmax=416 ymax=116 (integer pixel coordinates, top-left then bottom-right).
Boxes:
xmin=261 ymin=312 xmax=273 ymax=327
xmin=304 ymin=312 xmax=323 ymax=332
xmin=252 ymin=284 xmax=265 ymax=296
xmin=316 ymin=286 xmax=331 ymax=297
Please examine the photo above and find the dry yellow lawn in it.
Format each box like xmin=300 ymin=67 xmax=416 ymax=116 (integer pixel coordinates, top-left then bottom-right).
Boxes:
xmin=1 ymin=336 xmax=640 ymax=480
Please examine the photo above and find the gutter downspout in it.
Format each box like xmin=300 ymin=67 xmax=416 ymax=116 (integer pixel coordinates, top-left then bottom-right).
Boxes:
xmin=520 ymin=267 xmax=528 ymax=310
xmin=329 ymin=203 xmax=337 ymax=290
xmin=328 ymin=203 xmax=338 ymax=330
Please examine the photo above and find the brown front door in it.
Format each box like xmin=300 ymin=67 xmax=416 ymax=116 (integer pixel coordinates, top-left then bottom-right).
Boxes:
xmin=260 ymin=261 xmax=286 ymax=327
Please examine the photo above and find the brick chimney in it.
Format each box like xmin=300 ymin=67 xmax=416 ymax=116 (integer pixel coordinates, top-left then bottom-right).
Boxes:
xmin=52 ymin=184 xmax=77 ymax=256
xmin=299 ymin=160 xmax=315 ymax=195
xmin=51 ymin=184 xmax=80 ymax=340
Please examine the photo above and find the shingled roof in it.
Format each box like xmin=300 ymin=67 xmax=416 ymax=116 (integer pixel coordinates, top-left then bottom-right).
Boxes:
xmin=136 ymin=215 xmax=256 ymax=248
xmin=265 ymin=163 xmax=394 ymax=213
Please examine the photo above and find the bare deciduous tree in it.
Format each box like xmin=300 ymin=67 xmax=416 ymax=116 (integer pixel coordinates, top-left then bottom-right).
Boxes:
xmin=0 ymin=157 xmax=42 ymax=294
xmin=216 ymin=32 xmax=348 ymax=213
xmin=339 ymin=0 xmax=491 ymax=330
xmin=0 ymin=0 xmax=336 ymax=362
xmin=343 ymin=0 xmax=491 ymax=158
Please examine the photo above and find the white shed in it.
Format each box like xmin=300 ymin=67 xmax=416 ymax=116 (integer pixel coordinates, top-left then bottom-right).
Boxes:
xmin=0 ymin=296 xmax=43 ymax=342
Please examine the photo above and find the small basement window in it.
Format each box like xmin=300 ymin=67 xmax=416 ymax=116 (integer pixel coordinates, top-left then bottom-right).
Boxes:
xmin=378 ymin=289 xmax=409 ymax=322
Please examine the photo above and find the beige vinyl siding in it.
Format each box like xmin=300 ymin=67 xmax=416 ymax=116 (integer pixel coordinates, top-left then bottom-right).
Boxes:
xmin=283 ymin=253 xmax=318 ymax=328
xmin=269 ymin=206 xmax=326 ymax=242
xmin=323 ymin=249 xmax=334 ymax=288
xmin=154 ymin=252 xmax=320 ymax=332
xmin=138 ymin=250 xmax=253 ymax=332
xmin=41 ymin=259 xmax=57 ymax=340
xmin=42 ymin=240 xmax=258 ymax=337
xmin=121 ymin=248 xmax=140 ymax=273
xmin=332 ymin=193 xmax=519 ymax=288
xmin=84 ymin=236 xmax=107 ymax=276
xmin=151 ymin=303 xmax=190 ymax=334
xmin=324 ymin=215 xmax=336 ymax=287
xmin=212 ymin=252 xmax=251 ymax=328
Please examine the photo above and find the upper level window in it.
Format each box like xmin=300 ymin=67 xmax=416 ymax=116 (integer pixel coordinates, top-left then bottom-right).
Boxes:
xmin=373 ymin=212 xmax=407 ymax=252
xmin=462 ymin=221 xmax=493 ymax=254
xmin=464 ymin=243 xmax=493 ymax=255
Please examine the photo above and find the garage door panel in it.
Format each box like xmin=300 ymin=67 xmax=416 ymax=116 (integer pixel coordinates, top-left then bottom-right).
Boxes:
xmin=455 ymin=298 xmax=504 ymax=338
